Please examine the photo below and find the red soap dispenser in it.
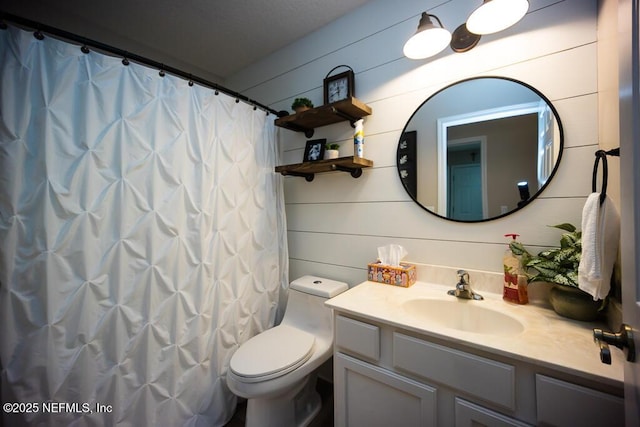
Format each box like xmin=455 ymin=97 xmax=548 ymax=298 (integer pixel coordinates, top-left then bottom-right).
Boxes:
xmin=503 ymin=234 xmax=529 ymax=304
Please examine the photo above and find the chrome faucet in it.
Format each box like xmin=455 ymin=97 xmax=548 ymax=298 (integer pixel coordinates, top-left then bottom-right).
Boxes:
xmin=447 ymin=270 xmax=483 ymax=300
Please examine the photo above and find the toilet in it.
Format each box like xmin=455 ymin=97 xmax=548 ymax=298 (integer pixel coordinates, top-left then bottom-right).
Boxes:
xmin=226 ymin=275 xmax=348 ymax=427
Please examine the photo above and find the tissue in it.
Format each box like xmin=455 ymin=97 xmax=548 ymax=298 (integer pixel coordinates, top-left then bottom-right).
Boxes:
xmin=368 ymin=244 xmax=416 ymax=287
xmin=377 ymin=244 xmax=408 ymax=267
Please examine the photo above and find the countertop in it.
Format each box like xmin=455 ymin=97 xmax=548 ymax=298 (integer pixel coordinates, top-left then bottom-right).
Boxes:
xmin=326 ymin=280 xmax=624 ymax=389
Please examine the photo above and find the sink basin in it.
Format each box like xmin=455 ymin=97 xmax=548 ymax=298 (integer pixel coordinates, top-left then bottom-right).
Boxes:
xmin=401 ymin=298 xmax=524 ymax=336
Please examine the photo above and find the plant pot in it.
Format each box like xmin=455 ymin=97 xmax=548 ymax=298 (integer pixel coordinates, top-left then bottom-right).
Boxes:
xmin=548 ymin=284 xmax=601 ymax=321
xmin=294 ymin=106 xmax=310 ymax=114
xmin=324 ymin=149 xmax=339 ymax=160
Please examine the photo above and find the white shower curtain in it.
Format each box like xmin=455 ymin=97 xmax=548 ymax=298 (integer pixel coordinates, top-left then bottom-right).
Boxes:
xmin=0 ymin=26 xmax=288 ymax=426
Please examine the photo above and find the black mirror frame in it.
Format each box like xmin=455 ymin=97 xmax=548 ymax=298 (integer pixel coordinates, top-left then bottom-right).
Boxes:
xmin=397 ymin=76 xmax=564 ymax=223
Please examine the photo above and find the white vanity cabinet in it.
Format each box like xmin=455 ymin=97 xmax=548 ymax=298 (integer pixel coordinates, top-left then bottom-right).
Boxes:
xmin=332 ymin=313 xmax=624 ymax=427
xmin=335 ymin=352 xmax=437 ymax=427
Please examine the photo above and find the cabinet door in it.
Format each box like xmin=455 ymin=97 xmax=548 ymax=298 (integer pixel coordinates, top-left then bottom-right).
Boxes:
xmin=334 ymin=352 xmax=437 ymax=427
xmin=536 ymin=375 xmax=624 ymax=427
xmin=455 ymin=398 xmax=531 ymax=427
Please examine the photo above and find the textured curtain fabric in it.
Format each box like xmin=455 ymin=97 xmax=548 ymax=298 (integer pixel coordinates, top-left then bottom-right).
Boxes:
xmin=0 ymin=26 xmax=288 ymax=426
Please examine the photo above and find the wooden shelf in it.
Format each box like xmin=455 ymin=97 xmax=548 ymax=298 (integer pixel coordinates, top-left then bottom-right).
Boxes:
xmin=275 ymin=156 xmax=373 ymax=181
xmin=275 ymin=97 xmax=372 ymax=137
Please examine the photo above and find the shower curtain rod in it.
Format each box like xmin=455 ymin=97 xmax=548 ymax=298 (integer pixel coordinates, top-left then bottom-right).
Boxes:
xmin=0 ymin=12 xmax=280 ymax=116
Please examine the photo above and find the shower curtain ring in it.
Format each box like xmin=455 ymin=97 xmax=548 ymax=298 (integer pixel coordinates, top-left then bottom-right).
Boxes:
xmin=81 ymin=45 xmax=90 ymax=54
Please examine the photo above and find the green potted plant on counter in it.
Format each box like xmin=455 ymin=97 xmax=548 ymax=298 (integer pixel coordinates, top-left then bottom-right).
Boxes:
xmin=509 ymin=223 xmax=602 ymax=321
xmin=291 ymin=97 xmax=314 ymax=114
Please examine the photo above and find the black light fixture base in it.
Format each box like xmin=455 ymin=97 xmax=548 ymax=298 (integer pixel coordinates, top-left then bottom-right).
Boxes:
xmin=450 ymin=23 xmax=481 ymax=53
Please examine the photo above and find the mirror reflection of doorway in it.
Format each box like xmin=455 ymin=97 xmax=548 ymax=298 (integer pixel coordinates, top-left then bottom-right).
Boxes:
xmin=438 ymin=105 xmax=539 ymax=219
xmin=446 ymin=138 xmax=487 ymax=221
xmin=448 ymin=163 xmax=482 ymax=220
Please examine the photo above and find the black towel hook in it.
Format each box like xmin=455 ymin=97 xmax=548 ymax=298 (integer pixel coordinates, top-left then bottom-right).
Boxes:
xmin=592 ymin=148 xmax=620 ymax=205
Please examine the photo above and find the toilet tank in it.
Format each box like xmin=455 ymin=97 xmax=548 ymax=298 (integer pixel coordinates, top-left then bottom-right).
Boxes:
xmin=290 ymin=275 xmax=349 ymax=298
xmin=281 ymin=276 xmax=349 ymax=335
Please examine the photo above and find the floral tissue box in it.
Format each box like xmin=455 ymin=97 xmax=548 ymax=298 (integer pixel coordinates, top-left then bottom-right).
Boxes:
xmin=367 ymin=261 xmax=416 ymax=287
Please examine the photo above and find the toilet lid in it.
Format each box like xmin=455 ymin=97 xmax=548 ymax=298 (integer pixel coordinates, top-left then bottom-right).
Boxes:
xmin=230 ymin=325 xmax=315 ymax=382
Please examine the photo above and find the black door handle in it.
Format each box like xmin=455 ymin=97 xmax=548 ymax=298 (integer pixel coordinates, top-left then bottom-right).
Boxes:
xmin=593 ymin=324 xmax=636 ymax=364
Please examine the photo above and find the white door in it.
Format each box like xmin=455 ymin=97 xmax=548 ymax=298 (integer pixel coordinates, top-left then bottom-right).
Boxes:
xmin=619 ymin=0 xmax=640 ymax=424
xmin=537 ymin=101 xmax=555 ymax=186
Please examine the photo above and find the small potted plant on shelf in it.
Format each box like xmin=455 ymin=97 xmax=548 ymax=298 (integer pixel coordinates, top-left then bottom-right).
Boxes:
xmin=509 ymin=223 xmax=603 ymax=321
xmin=324 ymin=143 xmax=340 ymax=159
xmin=291 ymin=97 xmax=314 ymax=114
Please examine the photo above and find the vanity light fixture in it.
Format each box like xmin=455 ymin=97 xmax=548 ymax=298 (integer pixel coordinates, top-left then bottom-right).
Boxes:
xmin=466 ymin=0 xmax=529 ymax=35
xmin=450 ymin=23 xmax=482 ymax=53
xmin=403 ymin=12 xmax=451 ymax=60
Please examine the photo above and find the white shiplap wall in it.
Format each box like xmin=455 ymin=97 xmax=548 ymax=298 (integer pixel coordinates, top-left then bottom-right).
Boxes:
xmin=227 ymin=0 xmax=601 ymax=288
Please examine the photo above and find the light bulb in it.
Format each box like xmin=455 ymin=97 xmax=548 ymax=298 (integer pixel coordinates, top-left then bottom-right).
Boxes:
xmin=467 ymin=0 xmax=529 ymax=35
xmin=403 ymin=13 xmax=452 ymax=60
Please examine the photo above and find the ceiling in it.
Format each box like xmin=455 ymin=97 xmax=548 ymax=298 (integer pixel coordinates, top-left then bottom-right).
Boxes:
xmin=1 ymin=0 xmax=372 ymax=82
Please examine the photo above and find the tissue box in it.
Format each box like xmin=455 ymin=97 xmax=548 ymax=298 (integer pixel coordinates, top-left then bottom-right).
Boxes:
xmin=367 ymin=261 xmax=416 ymax=287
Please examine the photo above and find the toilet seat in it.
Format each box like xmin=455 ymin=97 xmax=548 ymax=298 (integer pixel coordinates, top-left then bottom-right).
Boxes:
xmin=230 ymin=325 xmax=315 ymax=383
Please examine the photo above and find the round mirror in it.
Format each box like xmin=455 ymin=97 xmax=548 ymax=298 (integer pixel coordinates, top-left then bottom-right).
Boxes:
xmin=397 ymin=77 xmax=563 ymax=222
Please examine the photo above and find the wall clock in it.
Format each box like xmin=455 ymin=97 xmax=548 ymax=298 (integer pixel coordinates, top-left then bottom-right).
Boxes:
xmin=323 ymin=65 xmax=355 ymax=104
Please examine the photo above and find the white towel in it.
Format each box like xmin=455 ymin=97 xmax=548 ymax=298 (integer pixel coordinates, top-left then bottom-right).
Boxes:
xmin=578 ymin=193 xmax=620 ymax=300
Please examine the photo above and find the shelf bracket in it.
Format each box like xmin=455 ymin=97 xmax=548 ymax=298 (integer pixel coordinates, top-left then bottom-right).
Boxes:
xmin=282 ymin=122 xmax=315 ymax=138
xmin=332 ymin=164 xmax=364 ymax=178
xmin=282 ymin=171 xmax=315 ymax=182
xmin=330 ymin=107 xmax=359 ymax=127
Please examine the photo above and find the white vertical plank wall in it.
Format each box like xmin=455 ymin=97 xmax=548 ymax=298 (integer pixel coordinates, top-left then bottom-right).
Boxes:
xmin=227 ymin=0 xmax=602 ymax=287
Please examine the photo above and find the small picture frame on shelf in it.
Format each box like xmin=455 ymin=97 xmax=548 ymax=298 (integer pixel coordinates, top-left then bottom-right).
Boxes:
xmin=303 ymin=139 xmax=326 ymax=162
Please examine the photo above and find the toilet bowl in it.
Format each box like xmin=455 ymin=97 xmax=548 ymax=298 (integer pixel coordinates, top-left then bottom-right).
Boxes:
xmin=226 ymin=275 xmax=348 ymax=427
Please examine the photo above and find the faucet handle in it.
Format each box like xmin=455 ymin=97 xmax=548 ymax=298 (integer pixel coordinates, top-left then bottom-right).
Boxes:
xmin=457 ymin=270 xmax=469 ymax=284
xmin=448 ymin=270 xmax=483 ymax=300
